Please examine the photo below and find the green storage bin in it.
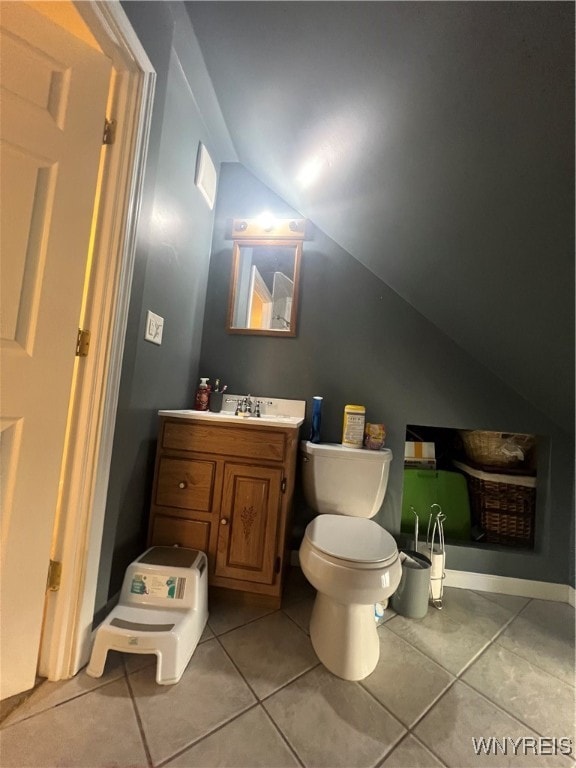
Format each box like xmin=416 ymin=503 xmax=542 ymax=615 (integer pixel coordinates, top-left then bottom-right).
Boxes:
xmin=401 ymin=468 xmax=471 ymax=541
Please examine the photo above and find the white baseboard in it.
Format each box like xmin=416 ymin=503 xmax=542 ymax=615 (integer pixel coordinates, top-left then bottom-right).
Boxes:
xmin=442 ymin=569 xmax=571 ymax=603
xmin=289 ymin=551 xmax=574 ymax=605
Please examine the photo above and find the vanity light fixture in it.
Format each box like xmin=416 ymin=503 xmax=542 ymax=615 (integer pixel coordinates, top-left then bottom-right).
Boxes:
xmin=256 ymin=211 xmax=276 ymax=232
xmin=230 ymin=217 xmax=307 ymax=241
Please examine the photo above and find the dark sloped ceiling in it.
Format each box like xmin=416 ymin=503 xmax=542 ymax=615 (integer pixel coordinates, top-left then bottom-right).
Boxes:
xmin=186 ymin=1 xmax=574 ymax=430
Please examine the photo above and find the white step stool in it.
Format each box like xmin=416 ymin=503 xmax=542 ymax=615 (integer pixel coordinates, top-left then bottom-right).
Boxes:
xmin=87 ymin=546 xmax=208 ymax=685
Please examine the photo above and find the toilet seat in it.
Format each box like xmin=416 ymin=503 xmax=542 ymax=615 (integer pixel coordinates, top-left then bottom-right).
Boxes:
xmin=305 ymin=515 xmax=398 ymax=567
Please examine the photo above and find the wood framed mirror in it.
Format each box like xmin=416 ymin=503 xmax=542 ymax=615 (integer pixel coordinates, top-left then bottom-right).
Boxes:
xmin=227 ymin=218 xmax=305 ymax=337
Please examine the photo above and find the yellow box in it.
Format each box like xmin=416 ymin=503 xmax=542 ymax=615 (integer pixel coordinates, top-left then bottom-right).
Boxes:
xmin=404 ymin=441 xmax=435 ymax=460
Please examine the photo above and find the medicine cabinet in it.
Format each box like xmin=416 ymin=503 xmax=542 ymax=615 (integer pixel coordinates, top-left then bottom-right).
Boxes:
xmin=226 ymin=218 xmax=306 ymax=337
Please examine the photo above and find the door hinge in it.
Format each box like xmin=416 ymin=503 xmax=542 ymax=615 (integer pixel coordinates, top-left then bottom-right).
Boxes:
xmin=47 ymin=559 xmax=62 ymax=592
xmin=274 ymin=556 xmax=281 ymax=574
xmin=281 ymin=478 xmax=287 ymax=493
xmin=76 ymin=328 xmax=91 ymax=357
xmin=103 ymin=117 xmax=116 ymax=145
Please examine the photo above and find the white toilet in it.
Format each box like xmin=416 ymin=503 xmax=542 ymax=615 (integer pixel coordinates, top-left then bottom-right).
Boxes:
xmin=299 ymin=441 xmax=401 ymax=681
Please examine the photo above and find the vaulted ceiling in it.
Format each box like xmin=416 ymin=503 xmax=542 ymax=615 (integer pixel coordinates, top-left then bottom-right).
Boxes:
xmin=186 ymin=2 xmax=574 ymax=430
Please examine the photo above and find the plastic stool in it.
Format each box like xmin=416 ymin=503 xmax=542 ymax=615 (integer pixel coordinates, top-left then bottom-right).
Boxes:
xmin=87 ymin=546 xmax=208 ymax=685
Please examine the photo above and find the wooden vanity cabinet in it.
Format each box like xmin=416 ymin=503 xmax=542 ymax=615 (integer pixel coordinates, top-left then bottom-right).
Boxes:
xmin=148 ymin=416 xmax=300 ymax=604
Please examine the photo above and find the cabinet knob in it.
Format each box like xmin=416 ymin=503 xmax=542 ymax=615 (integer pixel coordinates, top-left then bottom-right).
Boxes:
xmin=220 ymin=518 xmax=229 ymax=526
xmin=178 ymin=481 xmax=187 ymax=489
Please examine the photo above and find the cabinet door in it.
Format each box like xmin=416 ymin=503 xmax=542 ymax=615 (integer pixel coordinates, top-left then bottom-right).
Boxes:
xmin=216 ymin=463 xmax=282 ymax=584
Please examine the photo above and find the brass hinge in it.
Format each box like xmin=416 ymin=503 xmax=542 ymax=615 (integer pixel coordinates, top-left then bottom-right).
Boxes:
xmin=274 ymin=556 xmax=281 ymax=574
xmin=76 ymin=328 xmax=90 ymax=357
xmin=281 ymin=478 xmax=287 ymax=493
xmin=103 ymin=118 xmax=116 ymax=145
xmin=47 ymin=560 xmax=62 ymax=592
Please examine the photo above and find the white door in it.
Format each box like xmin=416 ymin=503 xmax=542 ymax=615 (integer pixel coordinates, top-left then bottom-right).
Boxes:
xmin=0 ymin=2 xmax=112 ymax=700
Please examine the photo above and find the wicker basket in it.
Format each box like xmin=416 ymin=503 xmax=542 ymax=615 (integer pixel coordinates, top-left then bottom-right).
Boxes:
xmin=454 ymin=461 xmax=536 ymax=548
xmin=459 ymin=430 xmax=535 ymax=469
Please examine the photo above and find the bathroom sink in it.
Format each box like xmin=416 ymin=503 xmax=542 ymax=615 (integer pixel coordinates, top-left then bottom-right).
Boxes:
xmin=160 ymin=396 xmax=305 ymax=428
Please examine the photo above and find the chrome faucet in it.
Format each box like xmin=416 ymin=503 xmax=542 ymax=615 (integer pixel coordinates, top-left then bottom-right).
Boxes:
xmin=229 ymin=395 xmax=262 ymax=417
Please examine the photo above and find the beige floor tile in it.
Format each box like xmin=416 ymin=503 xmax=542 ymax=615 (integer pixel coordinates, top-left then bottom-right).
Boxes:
xmin=282 ymin=595 xmax=314 ymax=634
xmin=207 ymin=589 xmax=277 ymax=635
xmin=219 ymin=611 xmax=318 ymax=699
xmin=381 ymin=735 xmax=447 ymax=767
xmin=462 ymin=643 xmax=576 ymax=739
xmin=1 ymin=587 xmax=571 ymax=768
xmin=433 ymin=587 xmax=517 ymax=636
xmin=414 ymin=681 xmax=573 ymax=767
xmin=165 ymin=705 xmax=301 ymax=767
xmin=386 ymin=587 xmax=517 ymax=675
xmin=129 ymin=638 xmax=256 ymax=765
xmin=200 ymin=621 xmax=215 ymax=642
xmin=361 ymin=626 xmax=454 ymax=727
xmin=472 ymin=591 xmax=531 ymax=614
xmin=496 ymin=599 xmax=575 ymax=686
xmin=386 ymin=609 xmax=492 ymax=676
xmin=0 ymin=678 xmax=147 ymax=767
xmin=123 ymin=651 xmax=158 ymax=676
xmin=0 ymin=651 xmax=126 ymax=727
xmin=264 ymin=665 xmax=406 ymax=768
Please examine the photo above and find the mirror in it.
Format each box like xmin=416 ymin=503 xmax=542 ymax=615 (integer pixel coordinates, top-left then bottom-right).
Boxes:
xmin=227 ymin=240 xmax=302 ymax=336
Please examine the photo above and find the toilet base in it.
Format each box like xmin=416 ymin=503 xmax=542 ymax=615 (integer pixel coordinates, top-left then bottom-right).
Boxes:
xmin=309 ymin=592 xmax=380 ymax=681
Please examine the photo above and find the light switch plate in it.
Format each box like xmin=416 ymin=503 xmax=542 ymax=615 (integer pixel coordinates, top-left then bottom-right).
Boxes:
xmin=145 ymin=310 xmax=164 ymax=345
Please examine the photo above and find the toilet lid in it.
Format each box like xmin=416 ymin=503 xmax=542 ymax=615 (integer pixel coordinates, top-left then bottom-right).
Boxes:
xmin=305 ymin=515 xmax=398 ymax=564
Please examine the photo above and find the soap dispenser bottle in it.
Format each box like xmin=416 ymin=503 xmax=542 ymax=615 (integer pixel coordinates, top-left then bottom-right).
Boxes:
xmin=194 ymin=378 xmax=210 ymax=411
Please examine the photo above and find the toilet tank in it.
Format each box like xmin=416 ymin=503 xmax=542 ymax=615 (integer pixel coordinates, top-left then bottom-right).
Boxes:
xmin=301 ymin=441 xmax=393 ymax=518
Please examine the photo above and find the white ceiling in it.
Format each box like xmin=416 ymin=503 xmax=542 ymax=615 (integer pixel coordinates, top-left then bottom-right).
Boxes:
xmin=186 ymin=2 xmax=574 ymax=430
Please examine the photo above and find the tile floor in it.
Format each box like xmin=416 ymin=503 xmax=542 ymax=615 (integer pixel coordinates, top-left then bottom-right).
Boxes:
xmin=1 ymin=569 xmax=574 ymax=768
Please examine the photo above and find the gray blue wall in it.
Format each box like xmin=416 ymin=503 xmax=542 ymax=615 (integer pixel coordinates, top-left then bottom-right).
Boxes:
xmin=96 ymin=2 xmax=574 ymax=610
xmin=199 ymin=163 xmax=574 ymax=586
xmin=95 ymin=2 xmax=232 ymax=614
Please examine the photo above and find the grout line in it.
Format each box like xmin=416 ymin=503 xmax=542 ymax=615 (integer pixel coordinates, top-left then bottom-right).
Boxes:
xmin=386 ymin=674 xmax=460 ymax=736
xmin=0 ymin=677 xmax=46 ymax=726
xmin=124 ymin=670 xmax=154 ymax=768
xmin=260 ymin=703 xmax=307 ymax=768
xmin=369 ymin=728 xmax=407 ymax=768
xmin=280 ymin=606 xmax=311 ymax=636
xmin=153 ymin=703 xmax=260 ymax=768
xmin=377 ymin=601 xmax=535 ymax=744
xmin=456 ymin=677 xmax=566 ymax=739
xmin=215 ymin=628 xmax=322 ymax=706
xmin=5 ymin=588 xmax=567 ymax=768
xmin=383 ymin=598 xmax=569 ymax=765
xmin=258 ymin=661 xmax=322 ymax=704
xmin=373 ymin=729 xmax=449 ymax=768
xmin=409 ymin=732 xmax=450 ymax=768
xmin=492 ymin=634 xmax=575 ymax=688
xmin=212 ymin=634 xmax=262 ymax=701
xmin=207 ymin=606 xmax=279 ymax=639
xmin=0 ymin=670 xmax=127 ymax=730
xmin=453 ymin=600 xmax=531 ymax=680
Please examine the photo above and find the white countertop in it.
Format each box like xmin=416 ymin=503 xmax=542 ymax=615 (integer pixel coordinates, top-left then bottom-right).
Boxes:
xmin=159 ymin=399 xmax=305 ymax=428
